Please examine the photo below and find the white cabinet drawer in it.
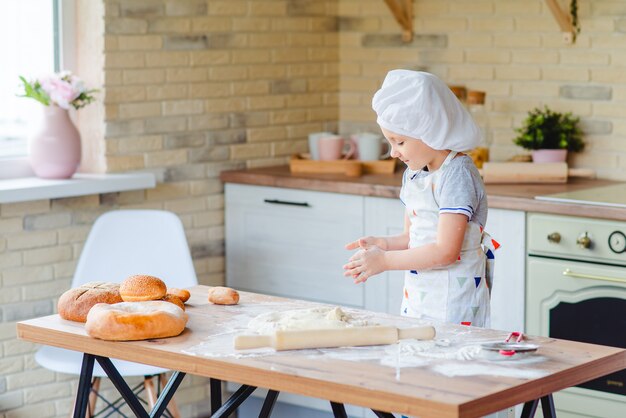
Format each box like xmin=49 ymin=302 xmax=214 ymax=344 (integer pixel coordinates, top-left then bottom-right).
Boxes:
xmin=226 ymin=184 xmax=365 ymax=307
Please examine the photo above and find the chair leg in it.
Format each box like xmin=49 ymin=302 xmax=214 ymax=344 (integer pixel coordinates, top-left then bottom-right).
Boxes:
xmin=144 ymin=376 xmax=158 ymax=410
xmin=88 ymin=377 xmax=100 ymax=417
xmin=159 ymin=373 xmax=181 ymax=418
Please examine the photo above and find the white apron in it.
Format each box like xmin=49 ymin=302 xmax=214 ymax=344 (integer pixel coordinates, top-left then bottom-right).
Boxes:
xmin=399 ymin=152 xmax=498 ymax=328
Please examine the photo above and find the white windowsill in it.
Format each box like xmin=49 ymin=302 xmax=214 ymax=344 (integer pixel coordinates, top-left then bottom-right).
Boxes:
xmin=0 ymin=172 xmax=156 ymax=204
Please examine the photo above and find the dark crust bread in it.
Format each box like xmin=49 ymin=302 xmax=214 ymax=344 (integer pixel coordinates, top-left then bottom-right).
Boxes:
xmin=57 ymin=282 xmax=123 ymax=323
xmin=119 ymin=275 xmax=167 ymax=302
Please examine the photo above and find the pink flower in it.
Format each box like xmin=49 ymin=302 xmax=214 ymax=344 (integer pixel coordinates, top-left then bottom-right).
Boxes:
xmin=39 ymin=74 xmax=81 ymax=110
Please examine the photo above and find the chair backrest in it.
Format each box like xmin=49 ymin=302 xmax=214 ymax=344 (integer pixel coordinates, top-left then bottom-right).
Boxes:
xmin=73 ymin=210 xmax=197 ymax=288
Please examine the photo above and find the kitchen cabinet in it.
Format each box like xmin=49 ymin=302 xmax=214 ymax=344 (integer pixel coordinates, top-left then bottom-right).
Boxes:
xmin=225 ymin=183 xmax=365 ymax=308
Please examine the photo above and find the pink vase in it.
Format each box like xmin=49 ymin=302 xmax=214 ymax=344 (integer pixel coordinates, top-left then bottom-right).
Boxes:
xmin=531 ymin=149 xmax=567 ymax=163
xmin=29 ymin=105 xmax=81 ymax=179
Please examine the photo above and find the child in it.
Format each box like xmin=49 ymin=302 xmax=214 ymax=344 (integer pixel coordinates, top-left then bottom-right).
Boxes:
xmin=343 ymin=70 xmax=498 ymax=328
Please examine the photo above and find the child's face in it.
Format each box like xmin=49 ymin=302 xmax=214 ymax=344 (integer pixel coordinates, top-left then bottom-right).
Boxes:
xmin=381 ymin=127 xmax=437 ymax=171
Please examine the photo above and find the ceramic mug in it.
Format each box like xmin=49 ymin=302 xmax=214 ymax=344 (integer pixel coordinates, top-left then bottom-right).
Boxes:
xmin=318 ymin=135 xmax=355 ymax=161
xmin=308 ymin=131 xmax=334 ymax=160
xmin=352 ymin=132 xmax=391 ymax=161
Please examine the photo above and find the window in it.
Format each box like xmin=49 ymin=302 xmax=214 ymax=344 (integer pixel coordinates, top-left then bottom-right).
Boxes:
xmin=0 ymin=0 xmax=60 ymax=159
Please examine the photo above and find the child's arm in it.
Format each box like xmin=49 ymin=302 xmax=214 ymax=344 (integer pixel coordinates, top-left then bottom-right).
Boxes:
xmin=344 ymin=213 xmax=411 ymax=251
xmin=343 ymin=213 xmax=467 ymax=283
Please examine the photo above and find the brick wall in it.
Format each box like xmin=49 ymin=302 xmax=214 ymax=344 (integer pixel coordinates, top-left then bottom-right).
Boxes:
xmin=1 ymin=0 xmax=338 ymax=416
xmin=337 ymin=0 xmax=626 ymax=180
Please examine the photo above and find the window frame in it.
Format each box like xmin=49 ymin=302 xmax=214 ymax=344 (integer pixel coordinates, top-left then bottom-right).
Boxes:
xmin=0 ymin=0 xmax=75 ymax=180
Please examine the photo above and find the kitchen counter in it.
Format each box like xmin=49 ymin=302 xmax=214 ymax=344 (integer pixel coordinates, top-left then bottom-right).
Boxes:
xmin=220 ymin=165 xmax=626 ymax=221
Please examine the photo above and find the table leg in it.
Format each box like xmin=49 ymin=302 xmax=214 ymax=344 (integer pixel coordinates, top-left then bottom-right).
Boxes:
xmin=521 ymin=399 xmax=540 ymax=418
xmin=258 ymin=390 xmax=279 ymax=418
xmin=151 ymin=372 xmax=185 ymax=418
xmin=330 ymin=402 xmax=348 ymax=418
xmin=372 ymin=410 xmax=396 ymax=418
xmin=73 ymin=354 xmax=95 ymax=418
xmin=211 ymin=384 xmax=257 ymax=418
xmin=210 ymin=378 xmax=222 ymax=414
xmin=541 ymin=394 xmax=556 ymax=418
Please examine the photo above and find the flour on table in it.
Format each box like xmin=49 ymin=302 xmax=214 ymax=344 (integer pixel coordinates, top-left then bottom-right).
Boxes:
xmin=248 ymin=307 xmax=367 ymax=334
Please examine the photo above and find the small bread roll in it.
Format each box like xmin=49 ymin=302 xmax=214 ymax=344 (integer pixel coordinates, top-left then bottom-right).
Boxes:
xmin=162 ymin=294 xmax=185 ymax=311
xmin=85 ymin=301 xmax=187 ymax=341
xmin=208 ymin=286 xmax=239 ymax=305
xmin=167 ymin=288 xmax=190 ymax=303
xmin=120 ymin=275 xmax=167 ymax=302
xmin=58 ymin=282 xmax=123 ymax=323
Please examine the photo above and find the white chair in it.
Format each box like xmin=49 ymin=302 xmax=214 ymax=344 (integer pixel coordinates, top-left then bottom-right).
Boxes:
xmin=35 ymin=210 xmax=197 ymax=418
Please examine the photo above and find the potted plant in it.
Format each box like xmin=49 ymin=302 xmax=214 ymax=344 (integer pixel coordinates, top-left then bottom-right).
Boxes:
xmin=513 ymin=106 xmax=584 ymax=163
xmin=18 ymin=71 xmax=97 ymax=179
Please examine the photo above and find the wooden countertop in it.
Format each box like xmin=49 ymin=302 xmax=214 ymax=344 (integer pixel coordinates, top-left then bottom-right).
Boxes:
xmin=17 ymin=286 xmax=626 ymax=418
xmin=221 ymin=166 xmax=626 ymax=221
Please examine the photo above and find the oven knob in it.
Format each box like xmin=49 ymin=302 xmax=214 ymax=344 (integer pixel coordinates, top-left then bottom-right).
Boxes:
xmin=608 ymin=231 xmax=626 ymax=254
xmin=576 ymin=232 xmax=592 ymax=249
xmin=547 ymin=232 xmax=561 ymax=244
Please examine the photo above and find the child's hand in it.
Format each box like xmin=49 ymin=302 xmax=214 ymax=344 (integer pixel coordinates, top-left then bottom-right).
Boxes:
xmin=344 ymin=236 xmax=387 ymax=251
xmin=342 ymin=245 xmax=386 ymax=284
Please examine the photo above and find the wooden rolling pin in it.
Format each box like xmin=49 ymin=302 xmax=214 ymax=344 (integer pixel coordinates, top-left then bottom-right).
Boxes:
xmin=479 ymin=162 xmax=595 ymax=184
xmin=234 ymin=325 xmax=436 ymax=351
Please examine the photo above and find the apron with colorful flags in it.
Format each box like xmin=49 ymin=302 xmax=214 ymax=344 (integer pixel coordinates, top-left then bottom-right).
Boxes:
xmin=399 ymin=152 xmax=500 ymax=327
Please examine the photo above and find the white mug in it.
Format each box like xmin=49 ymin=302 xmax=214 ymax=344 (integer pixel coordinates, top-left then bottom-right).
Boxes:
xmin=352 ymin=132 xmax=391 ymax=161
xmin=308 ymin=131 xmax=334 ymax=160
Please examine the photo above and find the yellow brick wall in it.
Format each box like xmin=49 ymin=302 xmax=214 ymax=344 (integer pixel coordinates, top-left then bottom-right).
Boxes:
xmin=1 ymin=1 xmax=339 ymax=416
xmin=338 ymin=0 xmax=626 ymax=180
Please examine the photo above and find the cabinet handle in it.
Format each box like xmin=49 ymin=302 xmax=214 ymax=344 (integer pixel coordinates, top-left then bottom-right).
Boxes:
xmin=263 ymin=199 xmax=311 ymax=207
xmin=562 ymin=268 xmax=626 ymax=284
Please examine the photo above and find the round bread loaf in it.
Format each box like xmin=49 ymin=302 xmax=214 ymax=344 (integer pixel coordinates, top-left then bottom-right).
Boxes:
xmin=85 ymin=301 xmax=188 ymax=341
xmin=208 ymin=286 xmax=239 ymax=305
xmin=162 ymin=294 xmax=185 ymax=311
xmin=167 ymin=287 xmax=190 ymax=303
xmin=58 ymin=282 xmax=123 ymax=323
xmin=120 ymin=275 xmax=167 ymax=302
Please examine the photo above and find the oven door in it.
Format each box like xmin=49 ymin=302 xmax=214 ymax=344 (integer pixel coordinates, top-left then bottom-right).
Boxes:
xmin=527 ymin=256 xmax=626 ymax=418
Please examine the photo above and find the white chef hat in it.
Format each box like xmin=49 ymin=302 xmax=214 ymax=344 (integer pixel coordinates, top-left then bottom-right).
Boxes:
xmin=372 ymin=70 xmax=481 ymax=152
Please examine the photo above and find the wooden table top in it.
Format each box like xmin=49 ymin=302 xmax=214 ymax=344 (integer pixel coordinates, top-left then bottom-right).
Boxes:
xmin=17 ymin=286 xmax=626 ymax=418
xmin=220 ymin=165 xmax=626 ymax=221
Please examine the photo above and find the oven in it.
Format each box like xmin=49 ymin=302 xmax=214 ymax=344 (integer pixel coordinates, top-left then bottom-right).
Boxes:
xmin=526 ymin=213 xmax=626 ymax=418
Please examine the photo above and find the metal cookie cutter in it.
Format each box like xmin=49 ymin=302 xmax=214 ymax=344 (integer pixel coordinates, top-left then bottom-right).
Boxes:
xmin=481 ymin=332 xmax=539 ymax=359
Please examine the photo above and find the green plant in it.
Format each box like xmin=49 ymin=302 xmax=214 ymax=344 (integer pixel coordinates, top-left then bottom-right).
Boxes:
xmin=513 ymin=106 xmax=584 ymax=152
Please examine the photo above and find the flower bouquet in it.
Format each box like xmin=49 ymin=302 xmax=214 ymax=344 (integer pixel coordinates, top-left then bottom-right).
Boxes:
xmin=18 ymin=71 xmax=97 ymax=179
xmin=19 ymin=71 xmax=97 ymax=110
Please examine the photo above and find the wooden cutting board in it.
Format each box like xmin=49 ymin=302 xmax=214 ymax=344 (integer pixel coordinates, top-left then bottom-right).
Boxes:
xmin=479 ymin=162 xmax=595 ymax=184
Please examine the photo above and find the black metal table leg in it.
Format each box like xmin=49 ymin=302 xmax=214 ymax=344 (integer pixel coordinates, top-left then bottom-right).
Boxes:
xmin=96 ymin=356 xmax=150 ymax=418
xmin=521 ymin=398 xmax=540 ymax=418
xmin=330 ymin=402 xmax=348 ymax=418
xmin=150 ymin=372 xmax=186 ymax=418
xmin=258 ymin=390 xmax=279 ymax=418
xmin=210 ymin=378 xmax=222 ymax=414
xmin=211 ymin=384 xmax=257 ymax=418
xmin=73 ymin=354 xmax=95 ymax=418
xmin=541 ymin=394 xmax=556 ymax=418
xmin=372 ymin=410 xmax=396 ymax=418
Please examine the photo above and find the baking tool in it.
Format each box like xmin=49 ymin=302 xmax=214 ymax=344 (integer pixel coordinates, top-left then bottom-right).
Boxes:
xmin=479 ymin=162 xmax=595 ymax=184
xmin=480 ymin=332 xmax=539 ymax=360
xmin=234 ymin=325 xmax=436 ymax=351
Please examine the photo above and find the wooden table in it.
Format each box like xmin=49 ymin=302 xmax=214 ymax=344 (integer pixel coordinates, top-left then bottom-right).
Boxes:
xmin=17 ymin=286 xmax=626 ymax=418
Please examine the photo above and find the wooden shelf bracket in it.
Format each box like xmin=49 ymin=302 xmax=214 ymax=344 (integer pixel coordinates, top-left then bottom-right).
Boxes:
xmin=545 ymin=0 xmax=576 ymax=44
xmin=384 ymin=0 xmax=414 ymax=42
